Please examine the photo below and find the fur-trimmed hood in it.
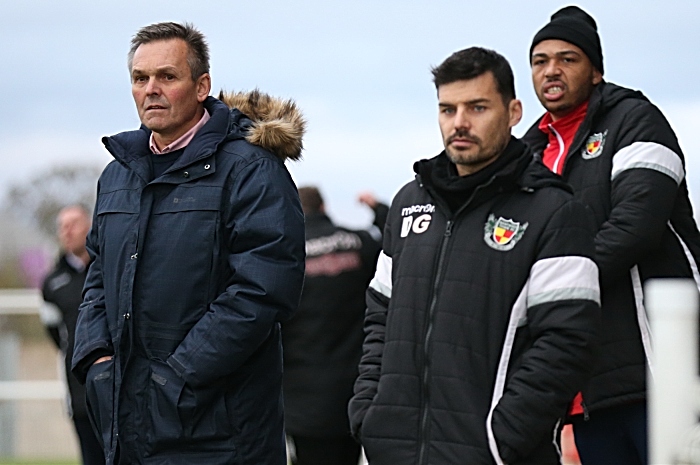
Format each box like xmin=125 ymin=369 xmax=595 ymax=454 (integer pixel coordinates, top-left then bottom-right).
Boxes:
xmin=218 ymin=89 xmax=306 ymax=162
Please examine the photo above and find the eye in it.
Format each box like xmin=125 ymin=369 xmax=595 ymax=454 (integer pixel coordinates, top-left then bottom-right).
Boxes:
xmin=473 ymin=105 xmax=486 ymax=112
xmin=532 ymin=58 xmax=545 ymax=66
xmin=133 ymin=75 xmax=148 ymax=84
xmin=164 ymin=74 xmax=175 ymax=81
xmin=441 ymin=107 xmax=455 ymax=115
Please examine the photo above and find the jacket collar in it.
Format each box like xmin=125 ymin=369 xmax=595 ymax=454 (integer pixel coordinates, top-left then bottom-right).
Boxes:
xmin=102 ymin=97 xmax=232 ymax=182
xmin=524 ymin=80 xmax=646 ymax=156
xmin=103 ymin=90 xmax=307 ymax=183
xmin=413 ymin=137 xmax=534 ymax=215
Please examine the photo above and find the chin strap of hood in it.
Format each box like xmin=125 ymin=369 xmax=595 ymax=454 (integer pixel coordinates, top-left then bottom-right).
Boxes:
xmin=218 ymin=89 xmax=306 ymax=161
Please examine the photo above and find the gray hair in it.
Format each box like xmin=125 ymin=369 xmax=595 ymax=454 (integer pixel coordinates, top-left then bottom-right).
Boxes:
xmin=127 ymin=21 xmax=209 ymax=81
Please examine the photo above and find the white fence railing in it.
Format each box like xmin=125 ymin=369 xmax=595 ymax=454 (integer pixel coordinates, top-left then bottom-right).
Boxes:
xmin=0 ymin=288 xmax=62 ymax=400
xmin=0 ymin=288 xmax=43 ymax=315
xmin=0 ymin=288 xmax=66 ymax=457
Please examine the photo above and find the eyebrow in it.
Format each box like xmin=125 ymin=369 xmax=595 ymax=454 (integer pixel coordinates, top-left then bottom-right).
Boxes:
xmin=532 ymin=49 xmax=582 ymax=59
xmin=131 ymin=65 xmax=179 ymax=76
xmin=439 ymin=98 xmax=490 ymax=106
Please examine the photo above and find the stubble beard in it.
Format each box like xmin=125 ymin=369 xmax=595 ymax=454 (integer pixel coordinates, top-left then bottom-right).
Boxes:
xmin=445 ymin=130 xmax=483 ymax=168
xmin=445 ymin=133 xmax=509 ymax=173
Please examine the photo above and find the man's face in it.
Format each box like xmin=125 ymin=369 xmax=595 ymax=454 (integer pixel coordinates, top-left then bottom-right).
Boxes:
xmin=531 ymin=39 xmax=602 ymax=120
xmin=57 ymin=207 xmax=91 ymax=256
xmin=438 ymin=72 xmax=522 ymax=176
xmin=130 ymin=38 xmax=211 ymax=148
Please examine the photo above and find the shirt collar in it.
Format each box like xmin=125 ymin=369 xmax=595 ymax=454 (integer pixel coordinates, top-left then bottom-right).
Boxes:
xmin=149 ymin=109 xmax=211 ymax=155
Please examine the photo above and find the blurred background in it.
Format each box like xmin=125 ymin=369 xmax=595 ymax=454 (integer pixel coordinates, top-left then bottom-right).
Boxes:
xmin=0 ymin=0 xmax=697 ymax=462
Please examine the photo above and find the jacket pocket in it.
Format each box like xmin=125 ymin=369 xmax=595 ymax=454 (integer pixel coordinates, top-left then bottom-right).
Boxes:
xmin=85 ymin=357 xmax=115 ymax=451
xmin=145 ymin=360 xmax=187 ymax=453
xmin=145 ymin=360 xmax=233 ymax=455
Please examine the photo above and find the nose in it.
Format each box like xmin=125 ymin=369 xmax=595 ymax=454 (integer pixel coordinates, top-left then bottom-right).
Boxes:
xmin=544 ymin=60 xmax=561 ymax=78
xmin=145 ymin=77 xmax=161 ymax=96
xmin=453 ymin=107 xmax=471 ymax=130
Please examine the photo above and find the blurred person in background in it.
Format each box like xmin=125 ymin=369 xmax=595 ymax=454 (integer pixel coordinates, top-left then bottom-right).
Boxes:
xmin=523 ymin=6 xmax=700 ymax=464
xmin=283 ymin=186 xmax=387 ymax=465
xmin=41 ymin=204 xmax=104 ymax=465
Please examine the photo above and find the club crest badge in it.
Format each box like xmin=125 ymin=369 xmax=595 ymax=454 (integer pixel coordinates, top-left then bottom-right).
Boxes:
xmin=484 ymin=214 xmax=528 ymax=251
xmin=581 ymin=130 xmax=608 ymax=159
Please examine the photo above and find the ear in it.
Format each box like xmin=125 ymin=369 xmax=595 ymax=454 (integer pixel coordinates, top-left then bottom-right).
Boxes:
xmin=508 ymin=99 xmax=523 ymax=128
xmin=196 ymin=73 xmax=212 ymax=103
xmin=592 ymin=69 xmax=603 ymax=86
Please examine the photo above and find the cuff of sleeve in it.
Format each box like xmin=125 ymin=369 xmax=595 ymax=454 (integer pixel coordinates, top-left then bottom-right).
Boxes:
xmin=72 ymin=348 xmax=113 ymax=384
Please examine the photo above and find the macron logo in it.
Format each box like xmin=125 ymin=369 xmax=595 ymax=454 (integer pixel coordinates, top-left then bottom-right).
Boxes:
xmin=400 ymin=203 xmax=434 ymax=237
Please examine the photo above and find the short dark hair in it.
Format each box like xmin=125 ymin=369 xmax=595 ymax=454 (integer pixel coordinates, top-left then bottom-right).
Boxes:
xmin=298 ymin=186 xmax=324 ymax=216
xmin=431 ymin=47 xmax=516 ymax=103
xmin=128 ymin=22 xmax=209 ymax=81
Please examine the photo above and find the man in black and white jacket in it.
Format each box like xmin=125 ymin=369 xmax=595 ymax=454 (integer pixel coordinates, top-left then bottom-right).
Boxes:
xmin=524 ymin=6 xmax=700 ymax=465
xmin=349 ymin=47 xmax=601 ymax=465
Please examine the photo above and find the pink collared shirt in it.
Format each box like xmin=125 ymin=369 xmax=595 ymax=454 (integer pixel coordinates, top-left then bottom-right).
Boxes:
xmin=149 ymin=109 xmax=211 ymax=154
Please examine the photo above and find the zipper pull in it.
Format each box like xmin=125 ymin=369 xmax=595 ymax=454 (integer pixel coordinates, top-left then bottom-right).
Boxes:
xmin=445 ymin=220 xmax=453 ymax=237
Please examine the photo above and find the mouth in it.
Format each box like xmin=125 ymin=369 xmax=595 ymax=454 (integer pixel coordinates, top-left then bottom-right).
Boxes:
xmin=449 ymin=137 xmax=477 ymax=149
xmin=448 ymin=132 xmax=478 ymax=146
xmin=542 ymin=82 xmax=566 ymax=101
xmin=145 ymin=104 xmax=167 ymax=111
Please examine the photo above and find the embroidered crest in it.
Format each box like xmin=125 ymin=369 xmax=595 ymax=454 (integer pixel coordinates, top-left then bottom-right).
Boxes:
xmin=484 ymin=214 xmax=528 ymax=251
xmin=581 ymin=130 xmax=608 ymax=159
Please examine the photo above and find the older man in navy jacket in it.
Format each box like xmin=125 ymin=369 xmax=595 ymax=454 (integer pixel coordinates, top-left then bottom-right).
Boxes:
xmin=72 ymin=22 xmax=306 ymax=465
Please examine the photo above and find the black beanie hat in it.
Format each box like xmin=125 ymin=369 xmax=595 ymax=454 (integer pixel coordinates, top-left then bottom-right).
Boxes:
xmin=530 ymin=5 xmax=604 ymax=75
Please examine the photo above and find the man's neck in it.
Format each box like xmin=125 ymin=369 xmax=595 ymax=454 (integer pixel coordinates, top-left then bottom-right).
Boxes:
xmin=151 ymin=106 xmax=208 ymax=153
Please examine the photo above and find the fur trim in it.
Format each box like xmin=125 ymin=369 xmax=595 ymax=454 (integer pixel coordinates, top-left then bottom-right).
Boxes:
xmin=218 ymin=89 xmax=306 ymax=161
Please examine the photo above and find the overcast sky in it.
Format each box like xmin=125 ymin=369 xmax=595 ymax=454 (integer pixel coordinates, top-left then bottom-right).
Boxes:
xmin=2 ymin=0 xmax=699 ymax=227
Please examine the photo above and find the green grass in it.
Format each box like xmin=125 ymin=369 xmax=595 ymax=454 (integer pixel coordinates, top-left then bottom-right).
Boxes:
xmin=0 ymin=460 xmax=79 ymax=465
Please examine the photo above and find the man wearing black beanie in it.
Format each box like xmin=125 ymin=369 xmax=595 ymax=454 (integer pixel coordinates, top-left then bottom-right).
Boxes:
xmin=523 ymin=6 xmax=700 ymax=465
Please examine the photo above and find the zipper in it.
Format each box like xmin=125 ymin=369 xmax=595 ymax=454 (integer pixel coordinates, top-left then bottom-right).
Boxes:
xmin=417 ymin=220 xmax=454 ymax=465
xmin=548 ymin=124 xmax=566 ymax=175
xmin=581 ymin=399 xmax=590 ymax=421
xmin=561 ymin=96 xmax=600 ymax=177
xmin=415 ymin=170 xmax=507 ymax=463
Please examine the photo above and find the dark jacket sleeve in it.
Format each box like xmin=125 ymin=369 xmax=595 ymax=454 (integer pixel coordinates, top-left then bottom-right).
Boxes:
xmin=347 ymin=199 xmax=395 ymax=439
xmin=40 ymin=280 xmax=63 ymax=349
xmin=44 ymin=325 xmax=62 ymax=349
xmin=492 ymin=199 xmax=601 ymax=463
xmin=595 ymin=102 xmax=685 ymax=284
xmin=372 ymin=202 xmax=389 ymax=234
xmin=167 ymin=154 xmax=306 ymax=388
xmin=348 ymin=286 xmax=389 ymax=439
xmin=71 ymin=183 xmax=114 ymax=384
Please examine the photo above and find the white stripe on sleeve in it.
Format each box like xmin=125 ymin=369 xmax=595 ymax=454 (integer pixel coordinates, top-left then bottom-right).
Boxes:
xmin=369 ymin=251 xmax=392 ymax=298
xmin=486 ymin=283 xmax=528 ymax=465
xmin=611 ymin=141 xmax=684 ymax=185
xmin=528 ymin=256 xmax=600 ymax=307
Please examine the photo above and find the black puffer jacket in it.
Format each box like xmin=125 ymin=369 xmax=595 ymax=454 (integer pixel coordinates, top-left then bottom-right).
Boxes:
xmin=523 ymin=81 xmax=700 ymax=414
xmin=72 ymin=93 xmax=306 ymax=465
xmin=349 ymin=139 xmax=601 ymax=465
xmin=282 ymin=211 xmax=382 ymax=437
